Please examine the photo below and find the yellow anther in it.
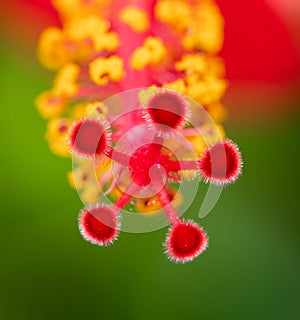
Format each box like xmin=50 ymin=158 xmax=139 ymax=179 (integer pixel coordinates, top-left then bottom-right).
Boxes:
xmin=65 ymin=15 xmax=109 ymax=42
xmin=135 ymin=187 xmax=181 ymax=214
xmin=95 ymin=157 xmax=111 ymax=171
xmin=144 ymin=37 xmax=166 ymax=64
xmin=182 ymin=1 xmax=224 ymax=53
xmin=109 ymin=185 xmax=123 ymax=201
xmin=52 ymin=0 xmax=82 ymax=18
xmin=93 ymin=32 xmax=119 ymax=52
xmin=180 ymin=169 xmax=199 ymax=181
xmin=196 ymin=123 xmax=226 ymax=148
xmin=45 ymin=118 xmax=72 ymax=157
xmin=203 ymin=77 xmax=228 ymax=104
xmin=206 ymin=56 xmax=226 ymax=78
xmin=163 ymin=79 xmax=186 ymax=94
xmin=67 ymin=170 xmax=77 ymax=189
xmin=35 ymin=90 xmax=68 ymax=119
xmin=89 ymin=55 xmax=125 ymax=85
xmin=186 ymin=124 xmax=225 ymax=156
xmin=206 ymin=102 xmax=228 ymax=123
xmin=70 ymin=103 xmax=87 ymax=120
xmin=155 ymin=0 xmax=192 ymax=31
xmin=69 ymin=159 xmax=97 ymax=189
xmin=120 ymin=6 xmax=149 ymax=32
xmin=52 ymin=0 xmax=109 ymax=20
xmin=37 ymin=27 xmax=70 ymax=70
xmin=81 ymin=184 xmax=100 ymax=204
xmin=71 ymin=101 xmax=108 ymax=120
xmin=130 ymin=47 xmax=152 ymax=70
xmin=131 ymin=37 xmax=166 ymax=70
xmin=64 ymin=15 xmax=119 ymax=54
xmin=186 ymin=75 xmax=227 ymax=105
xmin=175 ymin=54 xmax=207 ymax=74
xmin=186 ymin=135 xmax=206 ymax=157
xmin=84 ymin=101 xmax=108 ymax=120
xmin=135 ymin=195 xmax=162 ymax=213
xmin=185 ymin=73 xmax=201 ymax=85
xmin=53 ymin=63 xmax=80 ymax=97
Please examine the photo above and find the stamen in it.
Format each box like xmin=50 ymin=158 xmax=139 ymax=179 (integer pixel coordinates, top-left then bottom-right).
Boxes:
xmin=199 ymin=139 xmax=242 ymax=185
xmin=68 ymin=118 xmax=110 ymax=158
xmin=156 ymin=187 xmax=181 ymax=225
xmin=164 ymin=220 xmax=208 ymax=263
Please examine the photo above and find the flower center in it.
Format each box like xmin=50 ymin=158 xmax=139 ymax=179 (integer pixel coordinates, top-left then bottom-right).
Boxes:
xmin=129 ymin=143 xmax=164 ymax=187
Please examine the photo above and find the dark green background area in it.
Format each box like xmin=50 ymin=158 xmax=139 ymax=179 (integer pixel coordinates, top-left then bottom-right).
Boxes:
xmin=0 ymin=47 xmax=300 ymax=320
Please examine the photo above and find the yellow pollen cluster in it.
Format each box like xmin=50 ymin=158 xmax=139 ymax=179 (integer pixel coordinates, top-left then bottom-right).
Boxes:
xmin=65 ymin=15 xmax=119 ymax=52
xmin=37 ymin=27 xmax=71 ymax=70
xmin=68 ymin=159 xmax=102 ymax=204
xmin=155 ymin=0 xmax=192 ymax=31
xmin=65 ymin=16 xmax=109 ymax=41
xmin=35 ymin=90 xmax=68 ymax=119
xmin=82 ymin=101 xmax=108 ymax=120
xmin=46 ymin=118 xmax=73 ymax=157
xmin=163 ymin=79 xmax=186 ymax=94
xmin=89 ymin=55 xmax=125 ymax=85
xmin=38 ymin=11 xmax=119 ymax=70
xmin=52 ymin=0 xmax=110 ymax=21
xmin=155 ymin=0 xmax=224 ymax=54
xmin=53 ymin=63 xmax=80 ymax=97
xmin=120 ymin=7 xmax=150 ymax=33
xmin=135 ymin=187 xmax=182 ymax=214
xmin=185 ymin=75 xmax=227 ymax=105
xmin=131 ymin=36 xmax=167 ymax=70
xmin=70 ymin=101 xmax=108 ymax=120
xmin=174 ymin=53 xmax=228 ymax=105
xmin=185 ymin=124 xmax=225 ymax=157
xmin=182 ymin=1 xmax=224 ymax=53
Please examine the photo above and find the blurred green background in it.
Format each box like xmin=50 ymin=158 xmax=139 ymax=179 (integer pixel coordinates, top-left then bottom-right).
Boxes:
xmin=1 ymin=44 xmax=300 ymax=320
